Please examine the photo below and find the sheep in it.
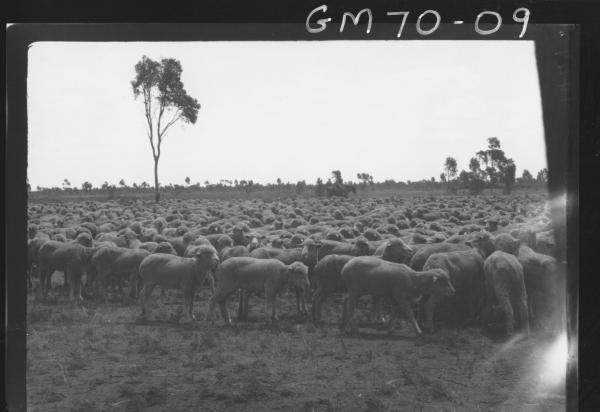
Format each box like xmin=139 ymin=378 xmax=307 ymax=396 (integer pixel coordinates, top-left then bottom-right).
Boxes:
xmin=310 ymin=254 xmax=354 ymax=324
xmin=409 ymin=243 xmax=472 ymax=271
xmin=219 ymin=245 xmax=250 ymax=262
xmin=483 ymin=251 xmax=529 ymax=336
xmin=95 ymin=232 xmax=128 ymax=248
xmin=245 ymin=239 xmax=321 ymax=317
xmin=340 ymin=256 xmax=455 ymax=335
xmin=517 ymin=246 xmax=561 ymax=328
xmin=169 ymin=232 xmax=197 ymax=256
xmin=139 ymin=245 xmax=220 ymax=323
xmin=207 ymin=258 xmax=310 ymax=325
xmin=154 ymin=242 xmax=178 ymax=255
xmin=27 ymin=238 xmax=47 ymax=289
xmin=247 ymin=235 xmax=266 ymax=252
xmin=493 ymin=233 xmax=520 ymax=255
xmin=89 ymin=247 xmax=151 ymax=299
xmin=38 ymin=241 xmax=95 ymax=301
xmin=316 ymin=239 xmax=369 ymax=259
xmin=184 ymin=243 xmax=220 ymax=291
xmin=373 ymin=238 xmax=413 ymax=264
xmin=421 ymin=250 xmax=486 ymax=332
xmin=37 ymin=240 xmax=67 ymax=295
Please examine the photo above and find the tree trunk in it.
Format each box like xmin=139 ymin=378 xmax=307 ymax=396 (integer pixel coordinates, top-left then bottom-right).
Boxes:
xmin=154 ymin=157 xmax=160 ymax=203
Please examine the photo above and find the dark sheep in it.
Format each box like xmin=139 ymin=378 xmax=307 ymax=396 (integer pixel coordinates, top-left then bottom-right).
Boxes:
xmin=409 ymin=243 xmax=472 ymax=271
xmin=310 ymin=254 xmax=354 ymax=324
xmin=340 ymin=257 xmax=455 ymax=335
xmin=421 ymin=250 xmax=485 ymax=332
xmin=483 ymin=251 xmax=530 ymax=336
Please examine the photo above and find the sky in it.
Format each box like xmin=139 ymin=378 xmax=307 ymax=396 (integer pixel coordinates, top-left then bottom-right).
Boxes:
xmin=27 ymin=41 xmax=546 ymax=189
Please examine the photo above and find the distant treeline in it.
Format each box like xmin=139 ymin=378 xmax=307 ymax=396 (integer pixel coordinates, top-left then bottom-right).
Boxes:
xmin=29 ymin=172 xmax=546 ymax=200
xmin=29 ymin=137 xmax=548 ymax=199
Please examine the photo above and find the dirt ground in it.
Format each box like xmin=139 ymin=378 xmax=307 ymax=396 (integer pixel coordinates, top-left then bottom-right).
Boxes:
xmin=26 ymin=274 xmax=567 ymax=412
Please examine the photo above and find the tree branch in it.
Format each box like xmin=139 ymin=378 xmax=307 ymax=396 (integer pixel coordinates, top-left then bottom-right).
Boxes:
xmin=159 ymin=109 xmax=182 ymax=139
xmin=143 ymin=87 xmax=157 ymax=159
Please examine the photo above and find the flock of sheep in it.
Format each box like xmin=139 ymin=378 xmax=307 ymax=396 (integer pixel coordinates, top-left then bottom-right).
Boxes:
xmin=27 ymin=193 xmax=563 ymax=337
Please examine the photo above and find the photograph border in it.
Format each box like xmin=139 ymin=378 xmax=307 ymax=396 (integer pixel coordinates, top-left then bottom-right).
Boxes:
xmin=4 ymin=7 xmax=592 ymax=409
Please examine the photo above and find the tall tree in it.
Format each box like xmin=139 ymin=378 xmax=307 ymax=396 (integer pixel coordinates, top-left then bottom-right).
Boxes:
xmin=443 ymin=157 xmax=457 ymax=182
xmin=521 ymin=169 xmax=534 ymax=183
xmin=536 ymin=168 xmax=548 ymax=183
xmin=331 ymin=170 xmax=343 ymax=185
xmin=131 ymin=56 xmax=201 ymax=202
xmin=315 ymin=178 xmax=325 ymax=196
xmin=499 ymin=158 xmax=516 ymax=193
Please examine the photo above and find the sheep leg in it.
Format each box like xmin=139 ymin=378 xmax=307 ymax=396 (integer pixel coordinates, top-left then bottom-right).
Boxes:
xmin=340 ymin=297 xmax=348 ymax=330
xmin=96 ymin=269 xmax=111 ymax=301
xmin=188 ymin=287 xmax=196 ymax=321
xmin=371 ymin=295 xmax=386 ymax=324
xmin=207 ymin=272 xmax=216 ymax=293
xmin=311 ymin=287 xmax=324 ymax=324
xmin=264 ymin=289 xmax=272 ymax=322
xmin=68 ymin=267 xmax=83 ymax=303
xmin=341 ymin=295 xmax=358 ymax=332
xmin=180 ymin=292 xmax=192 ymax=323
xmin=387 ymin=300 xmax=398 ymax=334
xmin=423 ymin=295 xmax=438 ymax=333
xmin=296 ymin=287 xmax=307 ymax=316
xmin=482 ymin=279 xmax=496 ymax=331
xmin=63 ymin=270 xmax=70 ymax=294
xmin=397 ymin=299 xmax=422 ymax=336
xmin=218 ymin=297 xmax=231 ymax=326
xmin=38 ymin=265 xmax=49 ymax=296
xmin=242 ymin=292 xmax=250 ymax=319
xmin=269 ymin=294 xmax=277 ymax=322
xmin=497 ymin=291 xmax=514 ymax=336
xmin=515 ymin=284 xmax=530 ymax=334
xmin=518 ymin=298 xmax=530 ymax=334
xmin=268 ymin=290 xmax=279 ymax=323
xmin=237 ymin=290 xmax=248 ymax=320
xmin=466 ymin=290 xmax=482 ymax=327
xmin=128 ymin=272 xmax=140 ymax=300
xmin=207 ymin=295 xmax=218 ymax=324
xmin=140 ymin=283 xmax=156 ymax=321
xmin=84 ymin=266 xmax=97 ymax=296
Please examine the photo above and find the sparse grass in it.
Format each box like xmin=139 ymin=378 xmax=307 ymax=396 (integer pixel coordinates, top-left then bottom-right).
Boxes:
xmin=28 ymin=306 xmax=52 ymax=323
xmin=69 ymin=399 xmax=99 ymax=412
xmin=65 ymin=350 xmax=87 ymax=371
xmin=133 ymin=334 xmax=169 ymax=356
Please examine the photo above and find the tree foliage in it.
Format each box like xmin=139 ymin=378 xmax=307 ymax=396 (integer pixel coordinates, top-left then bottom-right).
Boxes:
xmin=315 ymin=178 xmax=325 ymax=196
xmin=537 ymin=168 xmax=548 ymax=183
xmin=356 ymin=172 xmax=374 ymax=189
xmin=331 ymin=170 xmax=343 ymax=185
xmin=443 ymin=157 xmax=457 ymax=182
